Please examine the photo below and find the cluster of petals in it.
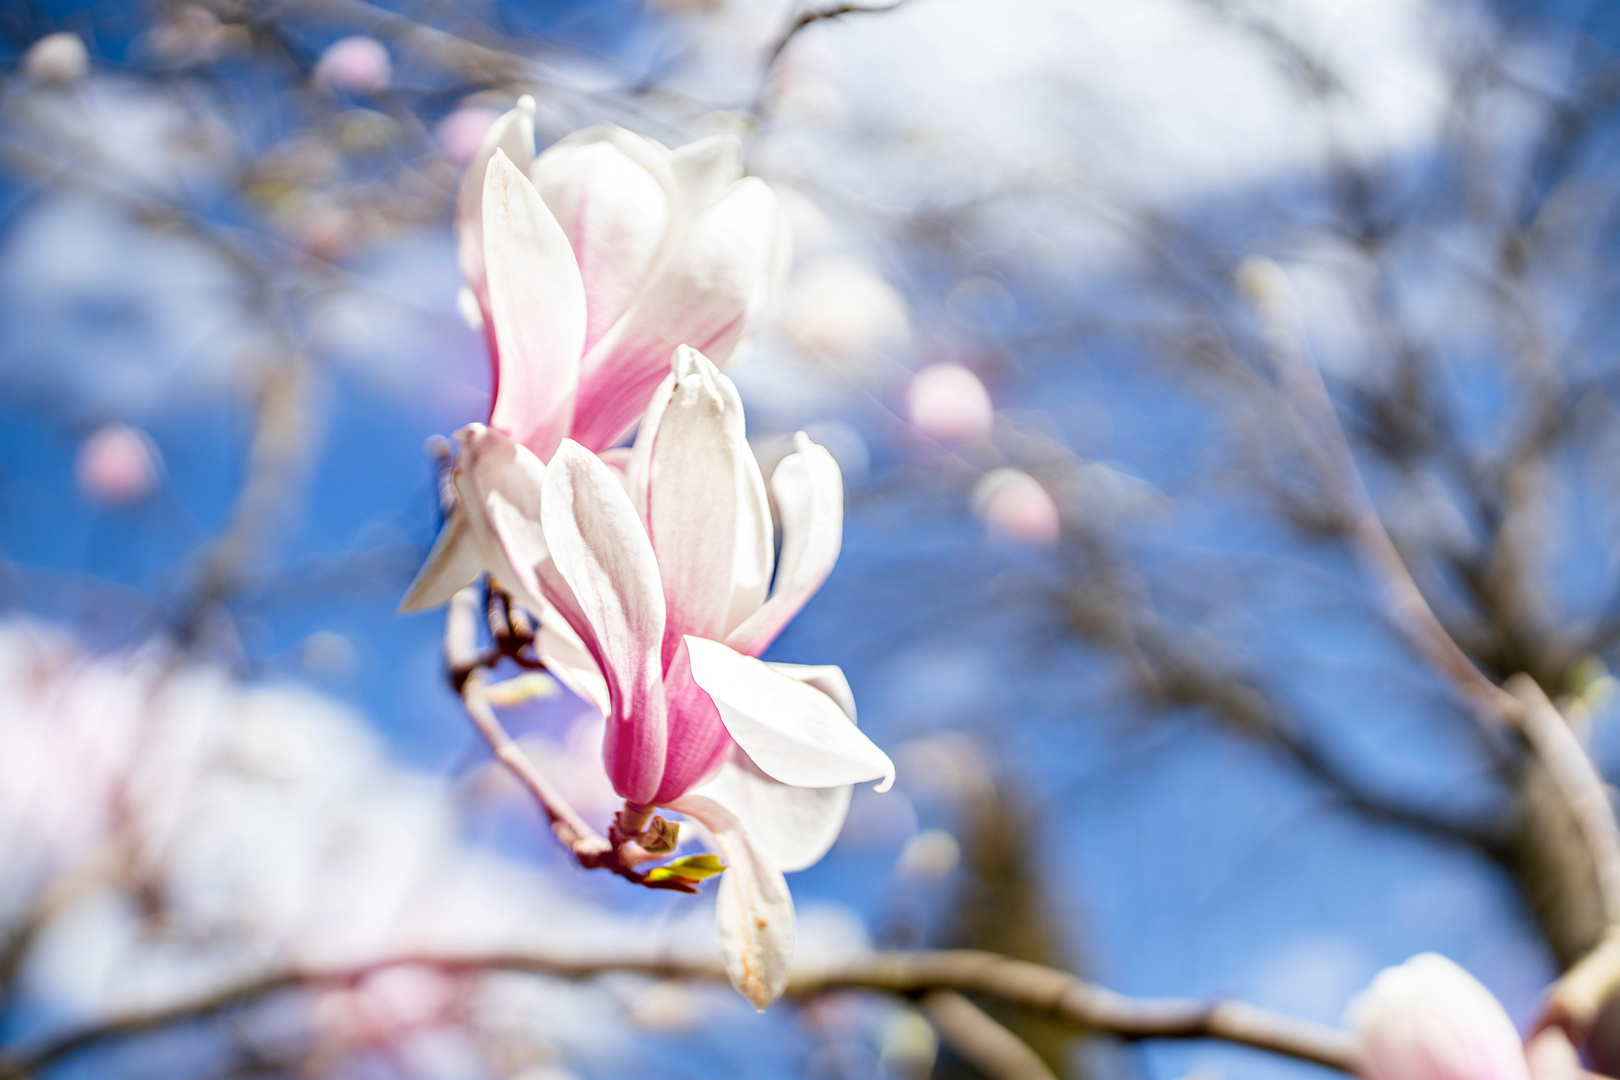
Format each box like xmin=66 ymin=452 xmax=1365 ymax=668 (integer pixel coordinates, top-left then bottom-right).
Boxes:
xmin=401 ymin=105 xmax=884 ymax=1009
xmin=451 ymin=97 xmax=788 ymax=461
xmin=1348 ymin=954 xmax=1581 ymax=1080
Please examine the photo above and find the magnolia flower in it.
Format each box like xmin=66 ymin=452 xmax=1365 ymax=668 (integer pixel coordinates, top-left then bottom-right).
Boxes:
xmin=408 ymin=346 xmax=892 ymax=1009
xmin=453 ymin=99 xmax=789 ymax=458
xmin=1348 ymin=954 xmax=1581 ymax=1080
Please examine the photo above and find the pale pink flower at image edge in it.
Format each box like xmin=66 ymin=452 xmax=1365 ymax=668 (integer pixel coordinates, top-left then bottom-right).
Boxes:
xmin=1348 ymin=954 xmax=1583 ymax=1080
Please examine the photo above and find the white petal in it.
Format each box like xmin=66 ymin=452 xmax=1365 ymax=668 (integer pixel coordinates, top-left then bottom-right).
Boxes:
xmin=667 ymin=134 xmax=744 ymax=218
xmin=767 ymin=662 xmax=856 ymax=722
xmin=691 ymin=754 xmax=850 ymax=874
xmin=535 ymin=619 xmax=610 ymax=718
xmin=725 ymin=433 xmax=843 ymax=657
xmin=399 ymin=507 xmax=482 ymax=612
xmin=483 ymin=150 xmax=587 ymax=459
xmin=667 ymin=793 xmax=794 ymax=1010
xmin=448 ymin=424 xmax=552 ymax=615
xmin=646 ymin=345 xmax=773 ymax=652
xmin=455 ymin=97 xmax=535 ymax=302
xmin=531 ymin=140 xmax=671 ymax=351
xmin=684 ymin=636 xmax=893 ymax=791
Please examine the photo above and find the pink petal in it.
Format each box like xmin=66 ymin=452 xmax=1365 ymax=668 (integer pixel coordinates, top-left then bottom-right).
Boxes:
xmin=483 ymin=149 xmax=587 ymax=460
xmin=646 ymin=346 xmax=773 ymax=663
xmin=540 ymin=440 xmax=670 ymax=804
xmin=531 ymin=140 xmax=671 ymax=353
xmin=665 ymin=793 xmax=794 ymax=1010
xmin=535 ymin=620 xmax=610 ymax=718
xmin=1348 ymin=954 xmax=1531 ymax=1080
xmin=570 ymin=178 xmax=784 ymax=452
xmin=725 ymin=433 xmax=843 ymax=658
xmin=455 ymin=98 xmax=535 ymax=312
xmin=652 ymin=639 xmax=733 ymax=804
xmin=906 ymin=363 xmax=995 ymax=443
xmin=443 ymin=424 xmax=553 ymax=616
xmin=683 ymin=636 xmax=893 ymax=791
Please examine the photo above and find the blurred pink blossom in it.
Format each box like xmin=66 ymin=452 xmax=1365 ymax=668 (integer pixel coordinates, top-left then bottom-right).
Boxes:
xmin=313 ymin=36 xmax=391 ymax=94
xmin=435 ymin=106 xmax=499 ymax=166
xmin=1348 ymin=954 xmax=1577 ymax=1080
xmin=972 ymin=468 xmax=1060 ymax=547
xmin=75 ymin=424 xmax=160 ymax=504
xmin=906 ymin=362 xmax=994 ymax=443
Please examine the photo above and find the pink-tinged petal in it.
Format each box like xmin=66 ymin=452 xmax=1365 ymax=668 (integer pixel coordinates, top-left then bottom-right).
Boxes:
xmin=684 ymin=636 xmax=893 ymax=791
xmin=652 ymin=640 xmax=733 ymax=804
xmin=571 ymin=178 xmax=784 ymax=452
xmin=725 ymin=433 xmax=842 ymax=657
xmin=531 ymin=140 xmax=670 ymax=352
xmin=647 ymin=346 xmax=773 ymax=661
xmin=399 ymin=506 xmax=482 ymax=613
xmin=541 ymin=440 xmax=670 ymax=804
xmin=455 ymin=97 xmax=535 ymax=308
xmin=535 ymin=620 xmax=610 ymax=718
xmin=1525 ymin=1030 xmax=1580 ymax=1080
xmin=665 ymin=793 xmax=794 ymax=1010
xmin=1348 ymin=954 xmax=1531 ymax=1080
xmin=691 ymin=752 xmax=850 ymax=874
xmin=483 ymin=150 xmax=587 ymax=460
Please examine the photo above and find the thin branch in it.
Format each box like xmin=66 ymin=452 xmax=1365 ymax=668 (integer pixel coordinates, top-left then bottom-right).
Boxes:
xmin=921 ymin=990 xmax=1060 ymax=1080
xmin=0 ymin=949 xmax=1359 ymax=1078
xmin=761 ymin=0 xmax=912 ymax=78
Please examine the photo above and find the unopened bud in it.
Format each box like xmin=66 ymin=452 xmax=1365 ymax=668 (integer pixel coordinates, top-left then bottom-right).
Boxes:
xmin=313 ymin=36 xmax=391 ymax=94
xmin=23 ymin=33 xmax=89 ymax=84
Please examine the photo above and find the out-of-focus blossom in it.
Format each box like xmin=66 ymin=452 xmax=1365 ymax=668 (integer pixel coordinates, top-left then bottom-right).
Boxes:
xmin=314 ymin=36 xmax=392 ymax=95
xmin=435 ymin=106 xmax=500 ymax=166
xmin=905 ymin=363 xmax=994 ymax=444
xmin=452 ymin=100 xmax=789 ymax=457
xmin=409 ymin=346 xmax=892 ymax=1009
xmin=142 ymin=5 xmax=236 ymax=67
xmin=22 ymin=33 xmax=89 ymax=83
xmin=779 ymin=257 xmax=909 ymax=363
xmin=1347 ymin=954 xmax=1576 ymax=1080
xmin=75 ymin=423 xmax=161 ymax=504
xmin=895 ymin=829 xmax=961 ymax=880
xmin=972 ymin=468 xmax=1061 ymax=547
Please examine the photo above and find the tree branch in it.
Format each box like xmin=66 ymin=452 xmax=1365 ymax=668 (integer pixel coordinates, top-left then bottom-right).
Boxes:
xmin=921 ymin=989 xmax=1061 ymax=1080
xmin=0 ymin=949 xmax=1359 ymax=1078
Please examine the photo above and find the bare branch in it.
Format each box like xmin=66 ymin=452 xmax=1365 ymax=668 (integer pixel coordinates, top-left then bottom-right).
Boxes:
xmin=0 ymin=949 xmax=1360 ymax=1078
xmin=922 ymin=990 xmax=1061 ymax=1080
xmin=762 ymin=1 xmax=912 ymax=78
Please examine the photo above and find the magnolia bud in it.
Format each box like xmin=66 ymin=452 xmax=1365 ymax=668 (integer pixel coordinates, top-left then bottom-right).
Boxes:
xmin=313 ymin=36 xmax=391 ymax=94
xmin=435 ymin=106 xmax=500 ymax=166
xmin=972 ymin=468 xmax=1060 ymax=547
xmin=22 ymin=33 xmax=89 ymax=84
xmin=76 ymin=424 xmax=161 ymax=505
xmin=906 ymin=363 xmax=994 ymax=443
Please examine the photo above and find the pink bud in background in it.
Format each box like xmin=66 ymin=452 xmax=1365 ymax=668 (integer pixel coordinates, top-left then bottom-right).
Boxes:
xmin=313 ymin=36 xmax=391 ymax=94
xmin=972 ymin=468 xmax=1060 ymax=547
xmin=906 ymin=363 xmax=994 ymax=444
xmin=435 ymin=106 xmax=499 ymax=166
xmin=22 ymin=32 xmax=89 ymax=84
xmin=76 ymin=424 xmax=160 ymax=505
xmin=1348 ymin=954 xmax=1531 ymax=1080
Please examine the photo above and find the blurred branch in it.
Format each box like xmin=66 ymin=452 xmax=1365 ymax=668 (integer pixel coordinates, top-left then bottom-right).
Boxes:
xmin=762 ymin=1 xmax=911 ymax=78
xmin=922 ymin=990 xmax=1060 ymax=1080
xmin=0 ymin=949 xmax=1360 ymax=1078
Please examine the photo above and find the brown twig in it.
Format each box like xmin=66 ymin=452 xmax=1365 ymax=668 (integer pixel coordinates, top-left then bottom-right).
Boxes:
xmin=921 ymin=990 xmax=1060 ymax=1080
xmin=0 ymin=949 xmax=1359 ymax=1078
xmin=761 ymin=0 xmax=913 ymax=78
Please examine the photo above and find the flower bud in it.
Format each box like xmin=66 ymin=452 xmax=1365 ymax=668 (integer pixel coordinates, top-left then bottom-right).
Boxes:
xmin=22 ymin=33 xmax=89 ymax=84
xmin=906 ymin=363 xmax=993 ymax=444
xmin=313 ymin=36 xmax=391 ymax=94
xmin=972 ymin=468 xmax=1060 ymax=547
xmin=76 ymin=424 xmax=160 ymax=505
xmin=1348 ymin=954 xmax=1530 ymax=1080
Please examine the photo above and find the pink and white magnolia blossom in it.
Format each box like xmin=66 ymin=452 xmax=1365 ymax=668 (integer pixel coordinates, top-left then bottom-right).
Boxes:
xmin=454 ymin=98 xmax=788 ymax=457
xmin=1348 ymin=954 xmax=1581 ymax=1080
xmin=406 ymin=345 xmax=892 ymax=1009
xmin=402 ymin=105 xmax=789 ymax=612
